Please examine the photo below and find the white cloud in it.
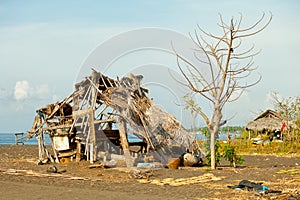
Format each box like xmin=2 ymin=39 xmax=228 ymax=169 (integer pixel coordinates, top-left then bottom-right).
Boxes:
xmin=13 ymin=80 xmax=53 ymax=102
xmin=14 ymin=80 xmax=30 ymax=100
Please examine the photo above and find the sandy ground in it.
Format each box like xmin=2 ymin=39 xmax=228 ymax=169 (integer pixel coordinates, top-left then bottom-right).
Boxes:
xmin=0 ymin=145 xmax=299 ymax=200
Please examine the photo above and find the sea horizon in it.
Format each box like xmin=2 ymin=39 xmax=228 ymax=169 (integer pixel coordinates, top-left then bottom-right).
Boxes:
xmin=0 ymin=132 xmax=240 ymax=145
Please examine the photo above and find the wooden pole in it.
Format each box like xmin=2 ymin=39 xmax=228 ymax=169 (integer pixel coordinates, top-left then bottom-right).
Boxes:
xmin=87 ymin=71 xmax=98 ymax=163
xmin=117 ymin=118 xmax=133 ymax=167
xmin=50 ymin=136 xmax=59 ymax=163
xmin=37 ymin=134 xmax=44 ymax=161
xmin=76 ymin=140 xmax=81 ymax=162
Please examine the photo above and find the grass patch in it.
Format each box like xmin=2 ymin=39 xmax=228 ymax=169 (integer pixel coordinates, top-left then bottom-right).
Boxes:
xmin=203 ymin=167 xmax=212 ymax=172
xmin=276 ymin=169 xmax=300 ymax=175
xmin=227 ymin=139 xmax=300 ymax=156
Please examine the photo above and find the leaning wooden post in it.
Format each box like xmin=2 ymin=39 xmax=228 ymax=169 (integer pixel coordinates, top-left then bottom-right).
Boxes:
xmin=75 ymin=140 xmax=81 ymax=162
xmin=117 ymin=117 xmax=133 ymax=167
xmin=88 ymin=71 xmax=98 ymax=163
xmin=50 ymin=136 xmax=59 ymax=163
xmin=37 ymin=131 xmax=45 ymax=162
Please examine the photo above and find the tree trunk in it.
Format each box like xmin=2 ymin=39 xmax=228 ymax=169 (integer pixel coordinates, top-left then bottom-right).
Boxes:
xmin=210 ymin=104 xmax=222 ymax=170
xmin=210 ymin=130 xmax=216 ymax=169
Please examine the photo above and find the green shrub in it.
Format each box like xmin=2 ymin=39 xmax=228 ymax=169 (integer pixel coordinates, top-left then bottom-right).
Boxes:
xmin=222 ymin=144 xmax=244 ymax=167
xmin=205 ymin=142 xmax=221 ymax=166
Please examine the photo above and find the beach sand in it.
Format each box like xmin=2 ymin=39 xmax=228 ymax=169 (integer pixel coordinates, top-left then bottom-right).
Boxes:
xmin=0 ymin=145 xmax=299 ymax=199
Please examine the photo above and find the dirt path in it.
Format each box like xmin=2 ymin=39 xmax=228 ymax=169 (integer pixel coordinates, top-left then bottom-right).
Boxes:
xmin=0 ymin=145 xmax=299 ymax=199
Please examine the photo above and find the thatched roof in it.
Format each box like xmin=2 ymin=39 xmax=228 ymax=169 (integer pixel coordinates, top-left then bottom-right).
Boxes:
xmin=245 ymin=109 xmax=285 ymax=132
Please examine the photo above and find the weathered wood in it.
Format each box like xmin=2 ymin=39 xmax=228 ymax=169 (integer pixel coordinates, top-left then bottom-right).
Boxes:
xmin=88 ymin=164 xmax=104 ymax=169
xmin=29 ymin=70 xmax=204 ymax=165
xmin=15 ymin=132 xmax=24 ymax=145
xmin=79 ymin=85 xmax=91 ymax=110
xmin=72 ymin=107 xmax=93 ymax=118
xmin=100 ymin=74 xmax=109 ymax=89
xmin=58 ymin=150 xmax=77 ymax=158
xmin=50 ymin=137 xmax=59 ymax=163
xmin=76 ymin=141 xmax=81 ymax=162
xmin=93 ymin=118 xmax=115 ymax=124
xmin=95 ymin=104 xmax=109 ymax=119
xmin=87 ymin=71 xmax=98 ymax=163
xmin=41 ymin=124 xmax=72 ymax=131
xmin=46 ymin=95 xmax=72 ymax=120
xmin=37 ymin=133 xmax=53 ymax=163
xmin=117 ymin=118 xmax=133 ymax=167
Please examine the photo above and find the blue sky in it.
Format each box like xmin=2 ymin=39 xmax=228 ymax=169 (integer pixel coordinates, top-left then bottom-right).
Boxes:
xmin=0 ymin=1 xmax=299 ymax=132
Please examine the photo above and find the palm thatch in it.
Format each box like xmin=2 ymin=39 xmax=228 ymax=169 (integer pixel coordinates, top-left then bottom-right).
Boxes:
xmin=245 ymin=110 xmax=285 ymax=132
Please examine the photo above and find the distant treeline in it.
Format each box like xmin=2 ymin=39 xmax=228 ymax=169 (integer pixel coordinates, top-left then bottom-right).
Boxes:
xmin=189 ymin=126 xmax=244 ymax=133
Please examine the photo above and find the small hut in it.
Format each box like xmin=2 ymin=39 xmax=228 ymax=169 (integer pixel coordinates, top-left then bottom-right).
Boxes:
xmin=245 ymin=109 xmax=286 ymax=132
xmin=27 ymin=69 xmax=204 ymax=166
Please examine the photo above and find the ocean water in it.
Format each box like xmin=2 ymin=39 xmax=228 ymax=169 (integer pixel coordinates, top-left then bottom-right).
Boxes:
xmin=0 ymin=132 xmax=240 ymax=145
xmin=195 ymin=132 xmax=241 ymax=141
xmin=0 ymin=133 xmax=141 ymax=145
xmin=0 ymin=133 xmax=142 ymax=145
xmin=0 ymin=133 xmax=51 ymax=145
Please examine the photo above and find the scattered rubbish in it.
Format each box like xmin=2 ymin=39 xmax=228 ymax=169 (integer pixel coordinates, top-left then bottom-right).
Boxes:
xmin=88 ymin=164 xmax=105 ymax=169
xmin=182 ymin=153 xmax=202 ymax=167
xmin=37 ymin=159 xmax=50 ymax=165
xmin=137 ymin=163 xmax=155 ymax=168
xmin=227 ymin=180 xmax=269 ymax=193
xmin=128 ymin=168 xmax=154 ymax=180
xmin=59 ymin=157 xmax=70 ymax=164
xmin=47 ymin=165 xmax=58 ymax=173
xmin=88 ymin=160 xmax=118 ymax=169
xmin=226 ymin=179 xmax=291 ymax=197
xmin=168 ymin=158 xmax=181 ymax=169
xmin=102 ymin=159 xmax=118 ymax=168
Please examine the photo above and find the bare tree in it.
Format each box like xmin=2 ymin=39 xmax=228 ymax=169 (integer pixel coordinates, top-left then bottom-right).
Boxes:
xmin=175 ymin=13 xmax=272 ymax=169
xmin=271 ymin=92 xmax=300 ymax=122
xmin=270 ymin=92 xmax=300 ymax=138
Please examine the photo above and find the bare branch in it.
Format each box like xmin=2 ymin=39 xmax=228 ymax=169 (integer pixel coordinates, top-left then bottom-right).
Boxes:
xmin=235 ymin=13 xmax=272 ymax=38
xmin=197 ymin=24 xmax=230 ymax=45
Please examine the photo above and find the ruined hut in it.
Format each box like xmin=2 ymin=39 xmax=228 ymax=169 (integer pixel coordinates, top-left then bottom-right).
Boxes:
xmin=27 ymin=70 xmax=203 ymax=166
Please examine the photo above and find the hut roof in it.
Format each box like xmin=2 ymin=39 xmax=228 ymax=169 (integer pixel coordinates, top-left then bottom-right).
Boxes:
xmin=245 ymin=109 xmax=285 ymax=132
xmin=28 ymin=70 xmax=205 ymax=165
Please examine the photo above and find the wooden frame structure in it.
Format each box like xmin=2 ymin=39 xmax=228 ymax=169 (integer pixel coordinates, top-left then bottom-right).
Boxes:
xmin=27 ymin=70 xmax=203 ymax=166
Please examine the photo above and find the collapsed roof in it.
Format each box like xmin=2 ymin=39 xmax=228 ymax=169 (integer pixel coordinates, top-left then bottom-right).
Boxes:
xmin=28 ymin=69 xmax=203 ymax=166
